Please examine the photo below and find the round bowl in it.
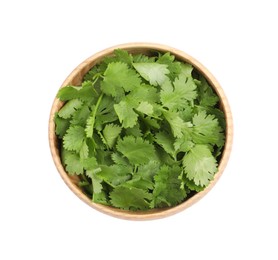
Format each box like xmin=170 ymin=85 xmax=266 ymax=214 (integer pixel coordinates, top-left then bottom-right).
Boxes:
xmin=49 ymin=42 xmax=233 ymax=220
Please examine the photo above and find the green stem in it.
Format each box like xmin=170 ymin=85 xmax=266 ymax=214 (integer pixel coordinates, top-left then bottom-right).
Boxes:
xmin=87 ymin=92 xmax=104 ymax=139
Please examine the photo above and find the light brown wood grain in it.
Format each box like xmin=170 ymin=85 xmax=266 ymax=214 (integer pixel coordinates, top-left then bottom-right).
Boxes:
xmin=48 ymin=43 xmax=233 ymax=221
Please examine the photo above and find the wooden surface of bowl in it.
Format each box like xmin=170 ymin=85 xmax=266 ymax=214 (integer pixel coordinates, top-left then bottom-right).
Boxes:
xmin=48 ymin=42 xmax=233 ymax=220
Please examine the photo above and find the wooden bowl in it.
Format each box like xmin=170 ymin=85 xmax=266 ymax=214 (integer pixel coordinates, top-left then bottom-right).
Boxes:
xmin=48 ymin=43 xmax=233 ymax=220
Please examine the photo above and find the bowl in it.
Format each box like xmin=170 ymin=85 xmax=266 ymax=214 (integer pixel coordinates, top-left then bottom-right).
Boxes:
xmin=48 ymin=42 xmax=233 ymax=220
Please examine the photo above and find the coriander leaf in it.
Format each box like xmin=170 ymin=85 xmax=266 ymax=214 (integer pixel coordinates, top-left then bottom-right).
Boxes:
xmin=85 ymin=93 xmax=104 ymax=138
xmin=80 ymin=140 xmax=89 ymax=159
xmin=197 ymin=106 xmax=226 ymax=130
xmin=95 ymin=149 xmax=114 ymax=166
xmin=178 ymin=103 xmax=193 ymax=122
xmin=124 ymin=123 xmax=142 ymax=137
xmin=94 ymin=95 xmax=118 ymax=130
xmin=133 ymin=62 xmax=169 ymax=86
xmin=116 ymin=136 xmax=156 ymax=165
xmin=152 ymin=165 xmax=186 ymax=208
xmin=76 ymin=81 xmax=97 ymax=102
xmin=133 ymin=54 xmax=156 ymax=63
xmin=198 ymin=75 xmax=219 ymax=107
xmin=127 ymin=83 xmax=159 ymax=104
xmin=160 ymin=74 xmax=197 ymax=110
xmin=82 ymin=156 xmax=100 ymax=171
xmin=111 ymin=153 xmax=129 ymax=166
xmin=163 ymin=110 xmax=187 ymax=138
xmin=102 ymin=49 xmax=133 ymax=66
xmin=192 ymin=111 xmax=224 ymax=147
xmin=58 ymin=99 xmax=83 ymax=119
xmin=86 ymin=169 xmax=103 ymax=194
xmin=97 ymin=165 xmax=132 ymax=187
xmin=173 ymin=75 xmax=197 ymax=101
xmin=101 ymin=62 xmax=141 ymax=97
xmin=124 ymin=176 xmax=154 ymax=190
xmin=70 ymin=104 xmax=91 ymax=126
xmin=93 ymin=191 xmax=110 ymax=205
xmin=136 ymin=160 xmax=160 ymax=181
xmin=102 ymin=123 xmax=122 ymax=149
xmin=157 ymin=52 xmax=181 ymax=80
xmin=155 ymin=131 xmax=176 ymax=158
xmin=110 ymin=186 xmax=152 ymax=210
xmin=114 ymin=100 xmax=138 ymax=128
xmin=141 ymin=117 xmax=160 ymax=129
xmin=57 ymin=81 xmax=96 ymax=102
xmin=180 ymin=63 xmax=193 ymax=77
xmin=183 ymin=177 xmax=205 ymax=192
xmin=183 ymin=144 xmax=218 ymax=186
xmin=174 ymin=132 xmax=194 ymax=153
xmin=63 ymin=125 xmax=86 ymax=152
xmin=113 ymin=49 xmax=133 ymax=65
xmin=61 ymin=148 xmax=83 ymax=175
xmin=83 ymin=66 xmax=101 ymax=82
xmin=136 ymin=101 xmax=154 ymax=115
xmin=56 ymin=86 xmax=80 ymax=101
xmin=54 ymin=113 xmax=70 ymax=138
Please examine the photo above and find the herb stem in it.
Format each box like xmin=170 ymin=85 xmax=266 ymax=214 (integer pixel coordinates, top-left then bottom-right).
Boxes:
xmin=89 ymin=92 xmax=104 ymax=139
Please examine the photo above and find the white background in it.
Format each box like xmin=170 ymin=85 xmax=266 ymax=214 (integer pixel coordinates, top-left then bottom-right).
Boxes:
xmin=1 ymin=0 xmax=277 ymax=259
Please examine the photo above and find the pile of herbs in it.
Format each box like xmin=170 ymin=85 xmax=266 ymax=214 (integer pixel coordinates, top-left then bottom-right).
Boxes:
xmin=55 ymin=49 xmax=225 ymax=210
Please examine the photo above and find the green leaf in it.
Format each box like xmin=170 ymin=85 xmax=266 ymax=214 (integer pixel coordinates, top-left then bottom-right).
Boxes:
xmin=152 ymin=165 xmax=186 ymax=208
xmin=71 ymin=104 xmax=91 ymax=126
xmin=173 ymin=75 xmax=197 ymax=101
xmin=192 ymin=111 xmax=224 ymax=147
xmin=155 ymin=131 xmax=176 ymax=158
xmin=63 ymin=126 xmax=86 ymax=152
xmin=183 ymin=177 xmax=205 ymax=192
xmin=111 ymin=153 xmax=129 ymax=166
xmin=174 ymin=132 xmax=194 ymax=153
xmin=93 ymin=191 xmax=110 ymax=205
xmin=57 ymin=86 xmax=80 ymax=101
xmin=180 ymin=63 xmax=193 ymax=77
xmin=129 ymin=83 xmax=159 ymax=103
xmin=198 ymin=75 xmax=219 ymax=107
xmin=79 ymin=140 xmax=89 ymax=159
xmin=160 ymin=74 xmax=197 ymax=110
xmin=157 ymin=52 xmax=181 ymax=80
xmin=163 ymin=110 xmax=187 ymax=138
xmin=136 ymin=101 xmax=154 ymax=115
xmin=133 ymin=54 xmax=156 ymax=63
xmin=124 ymin=177 xmax=154 ymax=190
xmin=58 ymin=99 xmax=83 ymax=119
xmin=183 ymin=144 xmax=218 ymax=186
xmin=85 ymin=93 xmax=104 ymax=138
xmin=97 ymin=165 xmax=132 ymax=186
xmin=61 ymin=148 xmax=83 ymax=175
xmin=54 ymin=113 xmax=70 ymax=138
xmin=133 ymin=62 xmax=169 ymax=86
xmin=136 ymin=161 xmax=160 ymax=181
xmin=57 ymin=81 xmax=96 ymax=102
xmin=110 ymin=186 xmax=152 ymax=210
xmin=86 ymin=169 xmax=103 ymax=194
xmin=82 ymin=156 xmax=99 ymax=171
xmin=102 ymin=123 xmax=122 ymax=149
xmin=95 ymin=95 xmax=118 ymax=130
xmin=114 ymin=100 xmax=138 ymax=128
xmin=101 ymin=62 xmax=141 ymax=97
xmin=116 ymin=136 xmax=157 ymax=165
xmin=124 ymin=123 xmax=142 ymax=137
xmin=113 ymin=49 xmax=133 ymax=65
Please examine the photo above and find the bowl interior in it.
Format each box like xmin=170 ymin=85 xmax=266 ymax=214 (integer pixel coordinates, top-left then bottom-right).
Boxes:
xmin=49 ymin=43 xmax=233 ymax=220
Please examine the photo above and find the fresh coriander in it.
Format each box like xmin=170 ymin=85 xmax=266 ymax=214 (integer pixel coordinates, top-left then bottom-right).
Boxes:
xmin=55 ymin=49 xmax=226 ymax=210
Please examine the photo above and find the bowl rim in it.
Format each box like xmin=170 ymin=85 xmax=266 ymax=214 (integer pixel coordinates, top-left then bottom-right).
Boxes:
xmin=48 ymin=42 xmax=233 ymax=221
